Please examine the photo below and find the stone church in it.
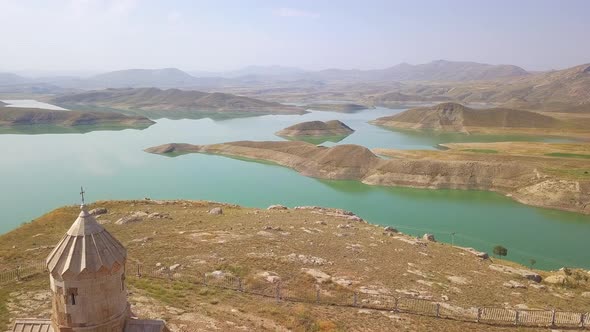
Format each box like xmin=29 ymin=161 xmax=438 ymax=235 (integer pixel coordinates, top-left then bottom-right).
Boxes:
xmin=12 ymin=198 xmax=168 ymax=332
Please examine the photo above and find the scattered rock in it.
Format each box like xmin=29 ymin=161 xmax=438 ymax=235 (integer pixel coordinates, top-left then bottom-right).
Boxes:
xmin=285 ymin=253 xmax=329 ymax=265
xmin=383 ymin=226 xmax=398 ymax=233
xmin=256 ymin=230 xmax=274 ymax=237
xmin=457 ymin=247 xmax=489 ymax=259
xmin=169 ymin=264 xmax=181 ymax=272
xmin=447 ymin=276 xmax=470 ymax=285
xmin=333 ymin=277 xmax=353 ymax=287
xmin=315 ymin=221 xmax=327 ymax=225
xmin=267 ymin=205 xmax=288 ymax=210
xmin=89 ymin=208 xmax=108 ymax=216
xmin=301 ymin=268 xmax=331 ymax=283
xmin=422 ymin=233 xmax=436 ymax=242
xmin=544 ymin=274 xmax=567 ymax=284
xmin=147 ymin=212 xmax=170 ymax=219
xmin=208 ymin=207 xmax=223 ymax=215
xmin=115 ymin=211 xmax=148 ymax=225
xmin=488 ymin=264 xmax=542 ymax=283
xmin=581 ymin=292 xmax=590 ymax=298
xmin=258 ymin=271 xmax=281 ymax=283
xmin=503 ymin=280 xmax=527 ymax=289
xmin=155 ymin=262 xmax=162 ymax=267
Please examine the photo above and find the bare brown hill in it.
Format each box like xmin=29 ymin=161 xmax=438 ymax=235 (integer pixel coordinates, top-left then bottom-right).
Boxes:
xmin=367 ymin=63 xmax=590 ymax=113
xmin=276 ymin=120 xmax=354 ymax=138
xmin=51 ymin=88 xmax=305 ymax=118
xmin=146 ymin=141 xmax=590 ymax=214
xmin=369 ymin=102 xmax=581 ymax=136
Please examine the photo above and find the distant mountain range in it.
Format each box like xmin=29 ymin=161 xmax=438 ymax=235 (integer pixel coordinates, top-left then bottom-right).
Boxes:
xmin=0 ymin=60 xmax=532 ymax=90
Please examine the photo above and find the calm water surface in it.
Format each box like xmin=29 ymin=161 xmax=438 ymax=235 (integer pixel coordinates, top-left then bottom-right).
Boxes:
xmin=0 ymin=106 xmax=588 ymax=270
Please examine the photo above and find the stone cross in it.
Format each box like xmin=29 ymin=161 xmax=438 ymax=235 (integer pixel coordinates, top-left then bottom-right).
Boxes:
xmin=80 ymin=186 xmax=85 ymax=206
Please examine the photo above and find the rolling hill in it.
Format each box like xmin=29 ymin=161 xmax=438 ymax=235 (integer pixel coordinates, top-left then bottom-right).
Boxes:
xmin=51 ymin=88 xmax=305 ymax=118
xmin=369 ymin=63 xmax=590 ymax=112
xmin=0 ymin=106 xmax=154 ymax=129
xmin=370 ymin=102 xmax=564 ymax=134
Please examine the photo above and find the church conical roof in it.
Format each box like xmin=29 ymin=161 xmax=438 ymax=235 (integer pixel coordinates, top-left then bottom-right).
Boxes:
xmin=46 ymin=205 xmax=127 ymax=278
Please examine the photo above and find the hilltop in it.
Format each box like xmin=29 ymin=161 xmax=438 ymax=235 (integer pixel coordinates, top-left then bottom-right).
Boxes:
xmin=146 ymin=141 xmax=590 ymax=214
xmin=276 ymin=120 xmax=354 ymax=139
xmin=1 ymin=200 xmax=589 ymax=331
xmin=370 ymin=102 xmax=565 ymax=134
xmin=0 ymin=106 xmax=154 ymax=129
xmin=51 ymin=88 xmax=306 ymax=119
xmin=369 ymin=102 xmax=590 ymax=138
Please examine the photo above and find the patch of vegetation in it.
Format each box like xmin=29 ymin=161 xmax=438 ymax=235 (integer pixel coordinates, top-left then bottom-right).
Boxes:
xmin=127 ymin=277 xmax=194 ymax=307
xmin=545 ymin=152 xmax=590 ymax=159
xmin=461 ymin=149 xmax=498 ymax=154
xmin=493 ymin=245 xmax=508 ymax=258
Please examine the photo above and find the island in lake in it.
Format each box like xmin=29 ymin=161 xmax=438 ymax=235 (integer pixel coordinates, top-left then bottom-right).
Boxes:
xmin=370 ymin=102 xmax=590 ymax=138
xmin=51 ymin=87 xmax=306 ymax=119
xmin=275 ymin=120 xmax=354 ymax=144
xmin=146 ymin=140 xmax=590 ymax=214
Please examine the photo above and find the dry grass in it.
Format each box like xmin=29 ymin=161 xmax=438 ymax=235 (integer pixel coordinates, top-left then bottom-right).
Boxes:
xmin=1 ymin=200 xmax=589 ymax=331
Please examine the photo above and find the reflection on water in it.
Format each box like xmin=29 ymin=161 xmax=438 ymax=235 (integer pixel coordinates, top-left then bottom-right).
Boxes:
xmin=1 ymin=99 xmax=69 ymax=110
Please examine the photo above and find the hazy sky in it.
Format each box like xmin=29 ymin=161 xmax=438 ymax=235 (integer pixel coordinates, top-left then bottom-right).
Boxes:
xmin=1 ymin=0 xmax=589 ymax=74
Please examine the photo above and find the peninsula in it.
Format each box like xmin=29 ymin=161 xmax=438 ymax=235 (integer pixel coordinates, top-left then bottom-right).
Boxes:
xmin=146 ymin=141 xmax=590 ymax=214
xmin=51 ymin=87 xmax=306 ymax=119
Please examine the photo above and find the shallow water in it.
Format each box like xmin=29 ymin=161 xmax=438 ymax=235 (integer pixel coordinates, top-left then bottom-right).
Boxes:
xmin=0 ymin=105 xmax=588 ymax=270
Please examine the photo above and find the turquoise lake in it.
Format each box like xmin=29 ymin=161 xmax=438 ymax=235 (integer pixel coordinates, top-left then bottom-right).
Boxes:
xmin=0 ymin=105 xmax=588 ymax=270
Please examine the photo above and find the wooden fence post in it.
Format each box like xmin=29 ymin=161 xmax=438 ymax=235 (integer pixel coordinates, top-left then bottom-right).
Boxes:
xmin=203 ymin=273 xmax=207 ymax=286
xmin=16 ymin=266 xmax=21 ymax=281
xmin=136 ymin=264 xmax=141 ymax=277
xmin=394 ymin=298 xmax=399 ymax=312
xmin=436 ymin=303 xmax=440 ymax=317
xmin=551 ymin=309 xmax=556 ymax=327
xmin=353 ymin=292 xmax=358 ymax=307
xmin=477 ymin=308 xmax=482 ymax=323
xmin=275 ymin=283 xmax=281 ymax=303
xmin=238 ymin=277 xmax=243 ymax=292
xmin=580 ymin=313 xmax=586 ymax=328
xmin=514 ymin=310 xmax=520 ymax=326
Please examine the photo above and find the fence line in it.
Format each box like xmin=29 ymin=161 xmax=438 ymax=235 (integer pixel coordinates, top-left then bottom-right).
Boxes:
xmin=133 ymin=264 xmax=589 ymax=330
xmin=1 ymin=262 xmax=588 ymax=330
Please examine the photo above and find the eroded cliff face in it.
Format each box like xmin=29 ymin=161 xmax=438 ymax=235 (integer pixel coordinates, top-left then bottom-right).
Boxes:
xmin=362 ymin=159 xmax=538 ymax=192
xmin=145 ymin=141 xmax=590 ymax=215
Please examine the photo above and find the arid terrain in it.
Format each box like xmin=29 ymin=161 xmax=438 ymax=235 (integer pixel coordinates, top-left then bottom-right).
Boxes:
xmin=0 ymin=105 xmax=154 ymax=129
xmin=1 ymin=200 xmax=589 ymax=331
xmin=145 ymin=141 xmax=590 ymax=214
xmin=276 ymin=120 xmax=355 ymax=139
xmin=370 ymin=102 xmax=590 ymax=138
xmin=50 ymin=88 xmax=306 ymax=119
